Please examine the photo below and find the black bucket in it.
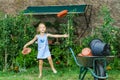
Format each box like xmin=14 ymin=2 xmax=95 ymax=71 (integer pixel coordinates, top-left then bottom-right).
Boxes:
xmin=89 ymin=39 xmax=110 ymax=56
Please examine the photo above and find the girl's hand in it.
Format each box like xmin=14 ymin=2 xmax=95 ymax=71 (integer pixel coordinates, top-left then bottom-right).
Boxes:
xmin=64 ymin=34 xmax=69 ymax=37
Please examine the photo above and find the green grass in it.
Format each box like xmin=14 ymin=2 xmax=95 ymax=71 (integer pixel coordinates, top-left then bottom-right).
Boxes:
xmin=0 ymin=66 xmax=120 ymax=80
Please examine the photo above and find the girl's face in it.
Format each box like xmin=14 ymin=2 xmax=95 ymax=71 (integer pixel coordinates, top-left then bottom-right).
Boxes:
xmin=37 ymin=23 xmax=46 ymax=33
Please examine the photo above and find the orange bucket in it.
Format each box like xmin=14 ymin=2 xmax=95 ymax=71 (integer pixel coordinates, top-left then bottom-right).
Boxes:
xmin=57 ymin=10 xmax=68 ymax=18
xmin=78 ymin=48 xmax=92 ymax=56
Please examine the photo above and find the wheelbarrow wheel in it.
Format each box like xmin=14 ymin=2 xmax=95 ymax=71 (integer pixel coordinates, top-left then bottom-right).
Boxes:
xmin=94 ymin=62 xmax=106 ymax=80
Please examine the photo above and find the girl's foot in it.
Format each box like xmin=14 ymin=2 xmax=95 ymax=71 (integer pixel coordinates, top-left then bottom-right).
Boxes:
xmin=38 ymin=74 xmax=42 ymax=78
xmin=52 ymin=69 xmax=57 ymax=74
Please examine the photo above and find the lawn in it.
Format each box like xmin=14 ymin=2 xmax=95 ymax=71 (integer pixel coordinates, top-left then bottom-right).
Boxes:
xmin=0 ymin=66 xmax=120 ymax=80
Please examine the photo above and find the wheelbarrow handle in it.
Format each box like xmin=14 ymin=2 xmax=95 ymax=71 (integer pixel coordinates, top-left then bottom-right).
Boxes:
xmin=69 ymin=47 xmax=81 ymax=67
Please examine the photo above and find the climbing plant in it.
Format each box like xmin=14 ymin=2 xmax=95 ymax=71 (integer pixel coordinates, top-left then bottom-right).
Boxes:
xmin=0 ymin=12 xmax=37 ymax=71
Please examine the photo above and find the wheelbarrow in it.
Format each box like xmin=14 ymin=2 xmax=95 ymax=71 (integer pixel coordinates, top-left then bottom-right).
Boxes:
xmin=69 ymin=47 xmax=114 ymax=80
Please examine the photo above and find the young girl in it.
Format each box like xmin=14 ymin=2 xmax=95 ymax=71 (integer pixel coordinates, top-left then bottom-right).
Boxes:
xmin=23 ymin=23 xmax=68 ymax=78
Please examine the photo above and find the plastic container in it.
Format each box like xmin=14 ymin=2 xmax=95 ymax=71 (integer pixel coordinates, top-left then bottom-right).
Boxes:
xmin=78 ymin=48 xmax=92 ymax=56
xmin=89 ymin=39 xmax=110 ymax=56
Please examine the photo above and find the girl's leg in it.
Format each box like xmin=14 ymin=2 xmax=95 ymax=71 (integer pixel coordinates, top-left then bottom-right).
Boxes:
xmin=47 ymin=56 xmax=57 ymax=73
xmin=38 ymin=59 xmax=43 ymax=78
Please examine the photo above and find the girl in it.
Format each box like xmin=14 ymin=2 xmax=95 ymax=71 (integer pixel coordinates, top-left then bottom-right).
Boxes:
xmin=23 ymin=23 xmax=68 ymax=78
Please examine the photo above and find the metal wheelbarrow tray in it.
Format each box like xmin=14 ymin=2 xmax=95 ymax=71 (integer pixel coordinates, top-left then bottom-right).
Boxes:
xmin=77 ymin=56 xmax=114 ymax=67
xmin=69 ymin=48 xmax=115 ymax=80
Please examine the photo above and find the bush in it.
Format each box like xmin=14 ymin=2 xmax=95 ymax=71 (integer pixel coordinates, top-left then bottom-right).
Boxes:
xmin=81 ymin=5 xmax=119 ymax=55
xmin=0 ymin=12 xmax=38 ymax=71
xmin=81 ymin=5 xmax=120 ymax=69
xmin=16 ymin=48 xmax=37 ymax=69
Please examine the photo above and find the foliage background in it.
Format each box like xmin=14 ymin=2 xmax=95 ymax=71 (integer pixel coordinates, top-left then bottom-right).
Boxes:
xmin=0 ymin=4 xmax=120 ymax=71
xmin=0 ymin=13 xmax=38 ymax=71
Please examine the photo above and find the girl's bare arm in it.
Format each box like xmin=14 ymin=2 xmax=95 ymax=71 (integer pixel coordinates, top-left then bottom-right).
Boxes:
xmin=23 ymin=35 xmax=37 ymax=48
xmin=47 ymin=33 xmax=68 ymax=38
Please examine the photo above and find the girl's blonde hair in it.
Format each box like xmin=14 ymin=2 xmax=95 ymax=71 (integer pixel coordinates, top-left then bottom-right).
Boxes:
xmin=36 ymin=22 xmax=46 ymax=33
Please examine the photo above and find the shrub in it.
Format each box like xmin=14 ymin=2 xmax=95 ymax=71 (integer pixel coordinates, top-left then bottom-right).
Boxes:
xmin=0 ymin=12 xmax=38 ymax=71
xmin=81 ymin=5 xmax=119 ymax=55
xmin=81 ymin=5 xmax=120 ymax=69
